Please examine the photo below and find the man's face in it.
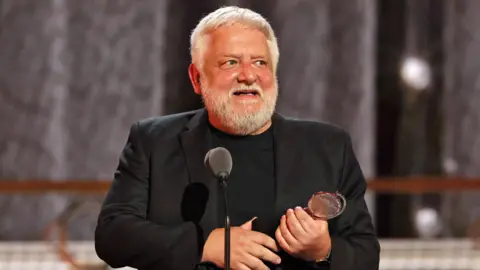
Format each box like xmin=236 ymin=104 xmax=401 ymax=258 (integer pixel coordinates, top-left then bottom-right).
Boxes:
xmin=197 ymin=23 xmax=278 ymax=135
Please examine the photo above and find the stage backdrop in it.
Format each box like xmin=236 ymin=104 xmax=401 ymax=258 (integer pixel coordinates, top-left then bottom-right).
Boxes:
xmin=1 ymin=0 xmax=478 ymax=241
xmin=0 ymin=0 xmax=376 ymax=240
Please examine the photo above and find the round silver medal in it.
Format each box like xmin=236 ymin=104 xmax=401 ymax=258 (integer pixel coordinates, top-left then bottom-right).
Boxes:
xmin=306 ymin=191 xmax=347 ymax=220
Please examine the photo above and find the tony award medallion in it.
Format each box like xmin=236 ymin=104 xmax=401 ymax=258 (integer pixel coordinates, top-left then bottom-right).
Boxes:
xmin=306 ymin=191 xmax=347 ymax=220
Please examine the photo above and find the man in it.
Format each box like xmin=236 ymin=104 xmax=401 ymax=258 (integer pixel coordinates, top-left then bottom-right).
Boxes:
xmin=95 ymin=6 xmax=380 ymax=270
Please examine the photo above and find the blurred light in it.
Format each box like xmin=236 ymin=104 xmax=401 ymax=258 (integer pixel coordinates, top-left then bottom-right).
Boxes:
xmin=443 ymin=158 xmax=458 ymax=175
xmin=415 ymin=207 xmax=442 ymax=238
xmin=400 ymin=57 xmax=432 ymax=90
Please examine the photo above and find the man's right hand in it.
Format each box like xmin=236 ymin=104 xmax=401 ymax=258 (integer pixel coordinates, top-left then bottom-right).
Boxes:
xmin=201 ymin=217 xmax=282 ymax=270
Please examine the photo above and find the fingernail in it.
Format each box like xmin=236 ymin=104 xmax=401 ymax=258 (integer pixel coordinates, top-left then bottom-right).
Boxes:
xmin=275 ymin=258 xmax=282 ymax=264
xmin=295 ymin=206 xmax=302 ymax=210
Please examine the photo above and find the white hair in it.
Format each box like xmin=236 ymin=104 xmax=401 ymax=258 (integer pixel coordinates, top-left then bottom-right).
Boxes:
xmin=190 ymin=6 xmax=279 ymax=73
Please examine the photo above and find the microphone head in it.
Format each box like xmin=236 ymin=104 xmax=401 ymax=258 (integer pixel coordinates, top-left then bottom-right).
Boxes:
xmin=204 ymin=147 xmax=233 ymax=179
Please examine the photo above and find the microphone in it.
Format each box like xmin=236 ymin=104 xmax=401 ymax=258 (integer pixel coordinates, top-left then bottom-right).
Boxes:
xmin=204 ymin=147 xmax=233 ymax=270
xmin=204 ymin=147 xmax=233 ymax=180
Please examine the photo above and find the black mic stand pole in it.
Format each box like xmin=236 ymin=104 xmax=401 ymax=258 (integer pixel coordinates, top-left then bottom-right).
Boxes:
xmin=219 ymin=173 xmax=230 ymax=270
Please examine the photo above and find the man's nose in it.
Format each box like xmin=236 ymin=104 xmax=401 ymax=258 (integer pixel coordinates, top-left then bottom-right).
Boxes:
xmin=237 ymin=65 xmax=256 ymax=85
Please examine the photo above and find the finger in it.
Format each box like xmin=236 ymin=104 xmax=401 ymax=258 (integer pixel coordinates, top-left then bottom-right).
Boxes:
xmin=248 ymin=231 xmax=279 ymax=252
xmin=286 ymin=208 xmax=307 ymax=237
xmin=240 ymin=217 xmax=258 ymax=230
xmin=275 ymin=227 xmax=292 ymax=253
xmin=280 ymin=214 xmax=299 ymax=247
xmin=242 ymin=252 xmax=270 ymax=270
xmin=294 ymin=206 xmax=317 ymax=234
xmin=248 ymin=242 xmax=282 ymax=265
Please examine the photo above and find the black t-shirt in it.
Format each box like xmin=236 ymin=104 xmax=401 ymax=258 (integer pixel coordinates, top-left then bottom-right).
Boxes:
xmin=207 ymin=124 xmax=324 ymax=269
xmin=209 ymin=124 xmax=277 ymax=237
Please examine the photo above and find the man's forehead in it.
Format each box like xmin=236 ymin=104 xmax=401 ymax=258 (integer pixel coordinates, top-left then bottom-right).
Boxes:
xmin=207 ymin=28 xmax=268 ymax=52
xmin=208 ymin=24 xmax=267 ymax=41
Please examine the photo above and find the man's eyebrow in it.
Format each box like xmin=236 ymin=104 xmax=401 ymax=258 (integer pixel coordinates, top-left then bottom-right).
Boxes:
xmin=220 ymin=54 xmax=267 ymax=59
xmin=221 ymin=54 xmax=242 ymax=58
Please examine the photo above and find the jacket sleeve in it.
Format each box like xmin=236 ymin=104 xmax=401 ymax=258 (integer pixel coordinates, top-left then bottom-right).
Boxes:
xmin=95 ymin=122 xmax=202 ymax=270
xmin=328 ymin=131 xmax=380 ymax=270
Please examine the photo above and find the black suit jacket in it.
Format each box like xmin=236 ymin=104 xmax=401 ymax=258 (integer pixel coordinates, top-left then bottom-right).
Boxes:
xmin=95 ymin=109 xmax=380 ymax=270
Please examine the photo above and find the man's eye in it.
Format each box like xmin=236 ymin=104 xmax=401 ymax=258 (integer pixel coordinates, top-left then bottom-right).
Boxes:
xmin=255 ymin=60 xmax=267 ymax=66
xmin=226 ymin=60 xmax=237 ymax=65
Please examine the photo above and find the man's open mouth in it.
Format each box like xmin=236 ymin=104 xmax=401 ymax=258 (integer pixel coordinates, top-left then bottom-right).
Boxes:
xmin=233 ymin=89 xmax=260 ymax=96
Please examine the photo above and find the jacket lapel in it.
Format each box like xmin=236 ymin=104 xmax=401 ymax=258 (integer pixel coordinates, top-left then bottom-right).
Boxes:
xmin=272 ymin=113 xmax=297 ymax=214
xmin=272 ymin=113 xmax=311 ymax=216
xmin=179 ymin=109 xmax=220 ymax=243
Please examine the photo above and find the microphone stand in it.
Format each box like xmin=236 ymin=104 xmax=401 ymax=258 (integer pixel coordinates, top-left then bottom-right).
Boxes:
xmin=219 ymin=174 xmax=230 ymax=270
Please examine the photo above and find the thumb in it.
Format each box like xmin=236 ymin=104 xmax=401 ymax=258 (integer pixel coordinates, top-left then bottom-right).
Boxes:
xmin=240 ymin=217 xmax=257 ymax=230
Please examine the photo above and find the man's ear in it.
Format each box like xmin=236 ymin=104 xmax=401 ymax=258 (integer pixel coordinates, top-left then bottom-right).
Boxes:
xmin=188 ymin=63 xmax=202 ymax=95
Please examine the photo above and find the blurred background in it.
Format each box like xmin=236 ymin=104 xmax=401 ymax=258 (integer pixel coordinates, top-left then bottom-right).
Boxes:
xmin=0 ymin=0 xmax=479 ymax=269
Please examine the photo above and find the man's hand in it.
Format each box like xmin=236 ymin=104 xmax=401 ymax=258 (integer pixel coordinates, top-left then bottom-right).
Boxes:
xmin=275 ymin=207 xmax=331 ymax=262
xmin=202 ymin=217 xmax=282 ymax=270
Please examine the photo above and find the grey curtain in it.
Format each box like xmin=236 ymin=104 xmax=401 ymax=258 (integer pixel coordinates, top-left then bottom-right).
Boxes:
xmin=441 ymin=0 xmax=480 ymax=237
xmin=0 ymin=0 xmax=171 ymax=240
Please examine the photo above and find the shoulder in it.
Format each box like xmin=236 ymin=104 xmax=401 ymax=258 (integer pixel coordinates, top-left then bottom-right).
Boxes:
xmin=132 ymin=109 xmax=202 ymax=138
xmin=279 ymin=114 xmax=350 ymax=145
xmin=276 ymin=114 xmax=355 ymax=162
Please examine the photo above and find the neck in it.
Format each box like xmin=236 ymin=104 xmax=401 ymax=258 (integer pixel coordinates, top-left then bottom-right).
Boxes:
xmin=207 ymin=112 xmax=272 ymax=136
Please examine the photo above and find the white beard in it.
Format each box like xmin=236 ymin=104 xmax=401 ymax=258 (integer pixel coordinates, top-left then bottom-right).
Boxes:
xmin=200 ymin=79 xmax=278 ymax=135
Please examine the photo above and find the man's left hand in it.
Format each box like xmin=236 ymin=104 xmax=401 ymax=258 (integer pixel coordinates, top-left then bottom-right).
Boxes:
xmin=275 ymin=206 xmax=331 ymax=262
